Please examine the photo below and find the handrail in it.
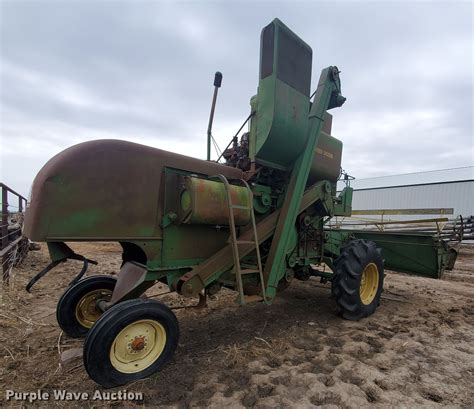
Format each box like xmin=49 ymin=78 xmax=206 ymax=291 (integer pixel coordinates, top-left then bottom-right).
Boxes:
xmin=0 ymin=183 xmax=28 ymax=202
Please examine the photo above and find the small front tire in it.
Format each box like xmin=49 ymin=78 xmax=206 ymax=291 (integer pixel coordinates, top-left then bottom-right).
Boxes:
xmin=83 ymin=298 xmax=179 ymax=388
xmin=57 ymin=275 xmax=116 ymax=338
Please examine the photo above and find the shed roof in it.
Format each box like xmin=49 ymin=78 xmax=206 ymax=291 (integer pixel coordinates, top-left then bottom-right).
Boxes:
xmin=343 ymin=166 xmax=474 ymax=190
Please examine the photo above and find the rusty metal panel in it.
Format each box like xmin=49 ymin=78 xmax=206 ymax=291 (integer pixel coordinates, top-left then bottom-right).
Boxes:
xmin=24 ymin=140 xmax=243 ymax=241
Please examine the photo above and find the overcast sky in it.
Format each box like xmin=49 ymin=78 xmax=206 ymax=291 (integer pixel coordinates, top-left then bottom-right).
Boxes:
xmin=1 ymin=0 xmax=473 ymax=197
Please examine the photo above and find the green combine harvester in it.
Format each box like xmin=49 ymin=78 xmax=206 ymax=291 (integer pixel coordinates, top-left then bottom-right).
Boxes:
xmin=23 ymin=19 xmax=457 ymax=388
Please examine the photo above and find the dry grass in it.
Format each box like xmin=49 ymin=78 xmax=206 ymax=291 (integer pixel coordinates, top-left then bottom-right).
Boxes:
xmin=219 ymin=337 xmax=290 ymax=368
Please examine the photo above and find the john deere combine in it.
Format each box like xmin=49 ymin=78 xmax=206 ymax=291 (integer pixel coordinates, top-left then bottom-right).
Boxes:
xmin=23 ymin=19 xmax=457 ymax=387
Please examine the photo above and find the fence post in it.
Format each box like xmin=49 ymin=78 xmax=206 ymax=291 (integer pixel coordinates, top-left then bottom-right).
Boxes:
xmin=1 ymin=183 xmax=28 ymax=282
xmin=1 ymin=186 xmax=8 ymax=250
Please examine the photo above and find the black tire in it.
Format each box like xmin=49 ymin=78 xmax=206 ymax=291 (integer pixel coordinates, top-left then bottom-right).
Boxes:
xmin=331 ymin=239 xmax=384 ymax=320
xmin=57 ymin=275 xmax=116 ymax=338
xmin=83 ymin=298 xmax=179 ymax=388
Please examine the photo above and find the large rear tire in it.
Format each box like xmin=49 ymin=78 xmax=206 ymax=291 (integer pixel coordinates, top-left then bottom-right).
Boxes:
xmin=331 ymin=239 xmax=384 ymax=320
xmin=83 ymin=298 xmax=179 ymax=388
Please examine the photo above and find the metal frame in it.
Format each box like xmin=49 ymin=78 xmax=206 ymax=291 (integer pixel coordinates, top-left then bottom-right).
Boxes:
xmin=1 ymin=183 xmax=28 ymax=282
xmin=263 ymin=66 xmax=346 ymax=300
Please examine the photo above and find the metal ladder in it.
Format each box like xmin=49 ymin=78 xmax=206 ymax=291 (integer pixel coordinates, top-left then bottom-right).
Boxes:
xmin=214 ymin=174 xmax=267 ymax=305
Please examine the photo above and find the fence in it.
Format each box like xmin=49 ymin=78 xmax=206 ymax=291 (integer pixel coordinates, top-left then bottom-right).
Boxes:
xmin=1 ymin=183 xmax=29 ymax=282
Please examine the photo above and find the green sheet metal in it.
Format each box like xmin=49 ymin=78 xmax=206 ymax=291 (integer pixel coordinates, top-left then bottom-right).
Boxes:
xmin=340 ymin=230 xmax=458 ymax=278
xmin=179 ymin=177 xmax=251 ymax=226
xmin=250 ymin=19 xmax=312 ymax=169
xmin=263 ymin=65 xmax=346 ymax=299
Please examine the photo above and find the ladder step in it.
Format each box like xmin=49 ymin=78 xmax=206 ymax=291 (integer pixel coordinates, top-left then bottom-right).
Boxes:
xmin=235 ymin=240 xmax=255 ymax=244
xmin=243 ymin=295 xmax=264 ymax=303
xmin=230 ymin=205 xmax=251 ymax=210
xmin=239 ymin=269 xmax=260 ymax=275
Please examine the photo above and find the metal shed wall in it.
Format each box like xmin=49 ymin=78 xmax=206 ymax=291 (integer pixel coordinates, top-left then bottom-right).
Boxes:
xmin=351 ymin=180 xmax=474 ymax=219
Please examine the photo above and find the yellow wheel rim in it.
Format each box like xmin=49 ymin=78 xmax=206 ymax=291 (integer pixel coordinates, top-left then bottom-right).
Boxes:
xmin=359 ymin=263 xmax=379 ymax=305
xmin=110 ymin=319 xmax=167 ymax=374
xmin=75 ymin=289 xmax=112 ymax=328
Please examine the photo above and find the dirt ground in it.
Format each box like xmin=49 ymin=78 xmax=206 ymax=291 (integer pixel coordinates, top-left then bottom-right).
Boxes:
xmin=1 ymin=242 xmax=473 ymax=408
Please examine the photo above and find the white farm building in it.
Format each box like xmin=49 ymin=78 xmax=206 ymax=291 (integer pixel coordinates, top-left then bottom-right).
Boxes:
xmin=340 ymin=166 xmax=474 ymax=220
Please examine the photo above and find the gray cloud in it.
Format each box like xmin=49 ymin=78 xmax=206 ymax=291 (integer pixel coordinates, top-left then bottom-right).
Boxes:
xmin=1 ymin=0 xmax=472 ymax=197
